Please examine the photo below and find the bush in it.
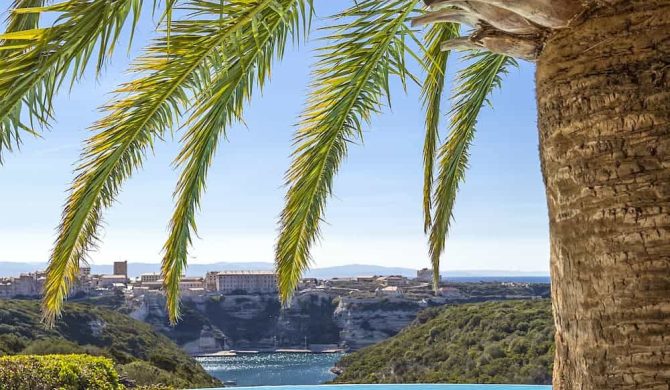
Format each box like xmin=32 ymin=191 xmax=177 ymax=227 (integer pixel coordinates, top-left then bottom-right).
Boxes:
xmin=20 ymin=339 xmax=84 ymax=355
xmin=0 ymin=300 xmax=219 ymax=388
xmin=0 ymin=334 xmax=27 ymax=354
xmin=117 ymin=361 xmax=188 ymax=388
xmin=149 ymin=352 xmax=177 ymax=372
xmin=0 ymin=354 xmax=122 ymax=390
xmin=332 ymin=299 xmax=554 ymax=385
xmin=20 ymin=338 xmax=105 ymax=357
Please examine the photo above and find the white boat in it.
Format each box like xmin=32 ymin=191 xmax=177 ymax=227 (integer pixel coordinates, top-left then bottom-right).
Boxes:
xmin=209 ymin=350 xmax=238 ymax=357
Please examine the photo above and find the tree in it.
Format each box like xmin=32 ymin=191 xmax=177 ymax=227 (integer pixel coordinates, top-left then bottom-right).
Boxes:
xmin=0 ymin=0 xmax=668 ymax=387
xmin=414 ymin=1 xmax=669 ymax=387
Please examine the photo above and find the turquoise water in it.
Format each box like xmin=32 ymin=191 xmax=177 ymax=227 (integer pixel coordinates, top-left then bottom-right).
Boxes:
xmin=203 ymin=385 xmax=551 ymax=390
xmin=197 ymin=353 xmax=343 ymax=386
xmin=197 ymin=353 xmax=552 ymax=389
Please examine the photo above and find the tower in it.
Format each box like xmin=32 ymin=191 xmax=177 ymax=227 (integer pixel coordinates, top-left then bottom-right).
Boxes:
xmin=113 ymin=260 xmax=128 ymax=278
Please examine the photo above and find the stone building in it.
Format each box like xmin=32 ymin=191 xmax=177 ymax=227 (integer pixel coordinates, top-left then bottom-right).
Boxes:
xmin=205 ymin=271 xmax=219 ymax=291
xmin=98 ymin=275 xmax=128 ymax=288
xmin=0 ymin=271 xmax=45 ymax=297
xmin=140 ymin=273 xmax=161 ymax=283
xmin=113 ymin=261 xmax=128 ymax=278
xmin=376 ymin=275 xmax=408 ymax=287
xmin=416 ymin=268 xmax=440 ymax=283
xmin=179 ymin=277 xmax=204 ymax=291
xmin=215 ymin=271 xmax=277 ymax=294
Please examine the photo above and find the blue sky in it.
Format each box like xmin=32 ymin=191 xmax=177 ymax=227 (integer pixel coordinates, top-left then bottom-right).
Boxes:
xmin=0 ymin=2 xmax=548 ymax=272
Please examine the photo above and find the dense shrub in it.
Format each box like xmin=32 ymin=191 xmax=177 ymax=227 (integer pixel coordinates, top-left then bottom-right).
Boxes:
xmin=135 ymin=386 xmax=176 ymax=390
xmin=333 ymin=299 xmax=554 ymax=385
xmin=20 ymin=338 xmax=106 ymax=357
xmin=0 ymin=300 xmax=219 ymax=388
xmin=117 ymin=361 xmax=188 ymax=388
xmin=0 ymin=354 xmax=122 ymax=390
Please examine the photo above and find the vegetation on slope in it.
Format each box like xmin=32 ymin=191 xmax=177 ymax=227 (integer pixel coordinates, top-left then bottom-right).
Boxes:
xmin=333 ymin=299 xmax=554 ymax=384
xmin=0 ymin=354 xmax=122 ymax=390
xmin=0 ymin=300 xmax=219 ymax=388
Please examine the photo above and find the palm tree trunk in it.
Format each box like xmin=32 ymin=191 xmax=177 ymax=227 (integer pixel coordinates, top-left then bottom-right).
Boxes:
xmin=536 ymin=1 xmax=670 ymax=388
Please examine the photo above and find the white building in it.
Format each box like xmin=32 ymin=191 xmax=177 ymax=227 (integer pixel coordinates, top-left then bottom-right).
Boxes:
xmin=140 ymin=273 xmax=161 ymax=283
xmin=7 ymin=272 xmax=44 ymax=296
xmin=130 ymin=286 xmax=150 ymax=296
xmin=183 ymin=287 xmax=206 ymax=296
xmin=0 ymin=282 xmax=14 ymax=297
xmin=205 ymin=271 xmax=219 ymax=291
xmin=416 ymin=268 xmax=440 ymax=283
xmin=0 ymin=271 xmax=75 ymax=298
xmin=356 ymin=276 xmax=376 ymax=283
xmin=377 ymin=286 xmax=404 ymax=296
xmin=98 ymin=275 xmax=128 ymax=288
xmin=376 ymin=275 xmax=408 ymax=287
xmin=142 ymin=280 xmax=164 ymax=290
xmin=215 ymin=271 xmax=277 ymax=294
xmin=179 ymin=277 xmax=204 ymax=291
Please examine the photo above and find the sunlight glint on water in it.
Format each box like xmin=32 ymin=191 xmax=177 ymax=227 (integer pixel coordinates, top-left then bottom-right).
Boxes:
xmin=197 ymin=353 xmax=343 ymax=386
xmin=197 ymin=353 xmax=552 ymax=388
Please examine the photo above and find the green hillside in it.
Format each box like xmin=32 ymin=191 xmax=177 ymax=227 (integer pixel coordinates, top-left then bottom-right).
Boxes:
xmin=332 ymin=299 xmax=554 ymax=385
xmin=0 ymin=299 xmax=220 ymax=389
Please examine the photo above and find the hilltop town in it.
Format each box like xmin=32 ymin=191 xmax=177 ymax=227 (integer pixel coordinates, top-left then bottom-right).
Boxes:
xmin=0 ymin=261 xmax=550 ymax=354
xmin=0 ymin=261 xmax=464 ymax=300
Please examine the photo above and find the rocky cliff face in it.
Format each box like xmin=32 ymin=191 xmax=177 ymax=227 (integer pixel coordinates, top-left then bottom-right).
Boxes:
xmin=128 ymin=291 xmax=342 ymax=353
xmin=333 ymin=297 xmax=426 ymax=350
xmin=125 ymin=283 xmax=550 ymax=354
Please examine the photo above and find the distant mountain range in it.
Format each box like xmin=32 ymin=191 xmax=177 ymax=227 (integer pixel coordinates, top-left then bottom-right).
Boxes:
xmin=0 ymin=261 xmax=549 ymax=281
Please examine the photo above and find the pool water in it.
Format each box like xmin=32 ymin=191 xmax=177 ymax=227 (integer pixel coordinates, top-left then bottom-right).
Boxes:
xmin=202 ymin=385 xmax=552 ymax=390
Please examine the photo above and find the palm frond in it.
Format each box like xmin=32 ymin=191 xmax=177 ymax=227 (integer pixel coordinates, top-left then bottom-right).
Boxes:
xmin=0 ymin=0 xmax=143 ymax=162
xmin=428 ymin=52 xmax=516 ymax=290
xmin=420 ymin=22 xmax=459 ymax=233
xmin=162 ymin=0 xmax=310 ymax=324
xmin=3 ymin=1 xmax=43 ymax=38
xmin=275 ymin=0 xmax=422 ymax=304
xmin=0 ymin=0 xmax=44 ymax=154
xmin=43 ymin=0 xmax=305 ymax=326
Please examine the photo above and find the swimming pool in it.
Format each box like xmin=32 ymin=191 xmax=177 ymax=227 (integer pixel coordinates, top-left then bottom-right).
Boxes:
xmin=200 ymin=385 xmax=552 ymax=389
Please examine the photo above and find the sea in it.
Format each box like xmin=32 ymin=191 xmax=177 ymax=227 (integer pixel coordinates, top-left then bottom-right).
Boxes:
xmin=445 ymin=276 xmax=550 ymax=283
xmin=198 ymin=353 xmax=344 ymax=387
xmin=198 ymin=353 xmax=554 ymax=389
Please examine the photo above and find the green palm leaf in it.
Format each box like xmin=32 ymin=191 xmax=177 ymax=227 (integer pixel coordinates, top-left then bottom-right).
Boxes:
xmin=43 ymin=0 xmax=305 ymax=326
xmin=420 ymin=22 xmax=459 ymax=233
xmin=0 ymin=0 xmax=143 ymax=162
xmin=0 ymin=0 xmax=43 ymax=153
xmin=3 ymin=1 xmax=43 ymax=39
xmin=428 ymin=52 xmax=516 ymax=289
xmin=162 ymin=0 xmax=310 ymax=324
xmin=275 ymin=0 xmax=422 ymax=304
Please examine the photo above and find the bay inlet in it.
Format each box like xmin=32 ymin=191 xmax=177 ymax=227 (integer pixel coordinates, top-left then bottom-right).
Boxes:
xmin=197 ymin=352 xmax=344 ymax=386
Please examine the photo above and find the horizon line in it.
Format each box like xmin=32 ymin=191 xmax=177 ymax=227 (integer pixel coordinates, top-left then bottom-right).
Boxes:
xmin=0 ymin=260 xmax=549 ymax=275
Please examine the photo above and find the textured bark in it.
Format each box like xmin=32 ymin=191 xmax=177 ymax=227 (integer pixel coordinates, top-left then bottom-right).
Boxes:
xmin=422 ymin=0 xmax=584 ymax=60
xmin=537 ymin=1 xmax=670 ymax=388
